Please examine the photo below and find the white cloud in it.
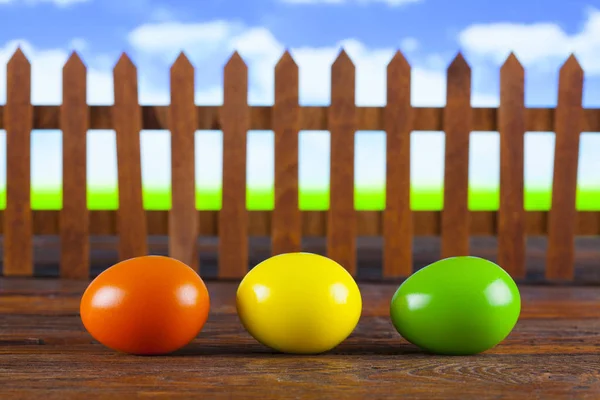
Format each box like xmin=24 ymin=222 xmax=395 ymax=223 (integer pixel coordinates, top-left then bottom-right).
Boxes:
xmin=400 ymin=37 xmax=419 ymax=53
xmin=68 ymin=38 xmax=88 ymax=52
xmin=459 ymin=7 xmax=600 ymax=74
xmin=148 ymin=5 xmax=175 ymax=21
xmin=128 ymin=21 xmax=242 ymax=62
xmin=0 ymin=0 xmax=90 ymax=6
xmin=279 ymin=0 xmax=423 ymax=6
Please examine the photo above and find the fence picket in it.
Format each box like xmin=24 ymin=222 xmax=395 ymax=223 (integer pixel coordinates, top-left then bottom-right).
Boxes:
xmin=3 ymin=49 xmax=33 ymax=276
xmin=498 ymin=53 xmax=526 ymax=278
xmin=547 ymin=55 xmax=584 ymax=280
xmin=219 ymin=52 xmax=249 ymax=278
xmin=441 ymin=53 xmax=472 ymax=258
xmin=169 ymin=53 xmax=199 ymax=271
xmin=383 ymin=51 xmax=413 ymax=278
xmin=113 ymin=54 xmax=148 ymax=260
xmin=60 ymin=52 xmax=90 ymax=279
xmin=272 ymin=51 xmax=301 ymax=255
xmin=328 ymin=50 xmax=357 ymax=274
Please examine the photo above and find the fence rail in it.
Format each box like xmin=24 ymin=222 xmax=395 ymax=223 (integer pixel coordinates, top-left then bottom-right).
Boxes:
xmin=1 ymin=105 xmax=600 ymax=132
xmin=0 ymin=48 xmax=597 ymax=282
xmin=4 ymin=210 xmax=600 ymax=236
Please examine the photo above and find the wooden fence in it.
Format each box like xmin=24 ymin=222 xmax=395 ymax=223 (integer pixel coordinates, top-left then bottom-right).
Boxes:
xmin=0 ymin=48 xmax=598 ymax=281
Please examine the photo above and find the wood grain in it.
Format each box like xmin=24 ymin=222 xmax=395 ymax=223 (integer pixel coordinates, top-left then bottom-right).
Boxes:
xmin=112 ymin=54 xmax=147 ymax=260
xmin=168 ymin=53 xmax=199 ymax=271
xmin=498 ymin=53 xmax=526 ymax=278
xmin=383 ymin=51 xmax=413 ymax=278
xmin=3 ymin=49 xmax=33 ymax=276
xmin=59 ymin=52 xmax=90 ymax=279
xmin=547 ymin=56 xmax=584 ymax=281
xmin=272 ymin=51 xmax=301 ymax=255
xmin=0 ymin=279 xmax=598 ymax=399
xmin=218 ymin=52 xmax=249 ymax=278
xmin=327 ymin=50 xmax=357 ymax=274
xmin=441 ymin=53 xmax=472 ymax=258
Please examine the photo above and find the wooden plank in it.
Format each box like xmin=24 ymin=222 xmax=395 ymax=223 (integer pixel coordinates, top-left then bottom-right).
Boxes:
xmin=582 ymin=107 xmax=600 ymax=133
xmin=147 ymin=210 xmax=168 ymax=235
xmin=2 ymin=279 xmax=600 ymax=314
xmin=33 ymin=211 xmax=59 ymax=235
xmin=112 ymin=54 xmax=148 ymax=260
xmin=357 ymin=211 xmax=381 ymax=236
xmin=248 ymin=211 xmax=270 ymax=236
xmin=218 ymin=52 xmax=249 ymax=278
xmin=498 ymin=53 xmax=526 ymax=278
xmin=578 ymin=210 xmax=600 ymax=236
xmin=168 ymin=53 xmax=199 ymax=271
xmin=327 ymin=50 xmax=357 ymax=274
xmin=198 ymin=211 xmax=217 ymax=236
xmin=383 ymin=51 xmax=413 ymax=278
xmin=1 ymin=283 xmax=600 ymax=398
xmin=546 ymin=56 xmax=584 ymax=281
xmin=272 ymin=51 xmax=301 ymax=255
xmin=89 ymin=210 xmax=115 ymax=235
xmin=304 ymin=211 xmax=326 ymax=237
xmin=59 ymin=52 xmax=90 ymax=279
xmin=441 ymin=53 xmax=472 ymax=258
xmin=3 ymin=49 xmax=33 ymax=276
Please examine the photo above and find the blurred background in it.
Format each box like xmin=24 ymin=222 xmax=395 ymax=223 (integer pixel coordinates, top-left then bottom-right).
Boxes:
xmin=0 ymin=0 xmax=598 ymax=212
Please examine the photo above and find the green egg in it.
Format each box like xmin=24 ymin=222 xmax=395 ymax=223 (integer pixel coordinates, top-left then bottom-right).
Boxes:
xmin=390 ymin=256 xmax=521 ymax=355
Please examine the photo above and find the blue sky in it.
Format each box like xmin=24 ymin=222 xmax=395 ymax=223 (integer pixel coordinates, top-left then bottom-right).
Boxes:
xmin=0 ymin=0 xmax=599 ymax=194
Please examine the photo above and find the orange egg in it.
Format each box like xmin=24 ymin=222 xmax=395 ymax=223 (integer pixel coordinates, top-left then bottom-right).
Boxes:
xmin=80 ymin=255 xmax=210 ymax=355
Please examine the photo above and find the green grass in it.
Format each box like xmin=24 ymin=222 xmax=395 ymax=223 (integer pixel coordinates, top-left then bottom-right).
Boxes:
xmin=3 ymin=186 xmax=600 ymax=211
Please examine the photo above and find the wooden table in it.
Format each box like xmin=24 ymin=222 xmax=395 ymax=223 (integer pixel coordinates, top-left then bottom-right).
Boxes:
xmin=1 ymin=278 xmax=599 ymax=399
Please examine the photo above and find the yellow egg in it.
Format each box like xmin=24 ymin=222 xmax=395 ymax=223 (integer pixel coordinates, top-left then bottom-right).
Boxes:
xmin=236 ymin=252 xmax=362 ymax=354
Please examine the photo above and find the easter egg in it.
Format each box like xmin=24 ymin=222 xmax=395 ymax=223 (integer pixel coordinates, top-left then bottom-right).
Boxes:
xmin=389 ymin=256 xmax=520 ymax=355
xmin=236 ymin=252 xmax=362 ymax=354
xmin=80 ymin=255 xmax=210 ymax=355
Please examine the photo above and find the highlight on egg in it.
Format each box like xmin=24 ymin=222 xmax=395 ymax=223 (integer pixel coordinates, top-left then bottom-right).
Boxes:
xmin=389 ymin=256 xmax=521 ymax=355
xmin=80 ymin=255 xmax=210 ymax=355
